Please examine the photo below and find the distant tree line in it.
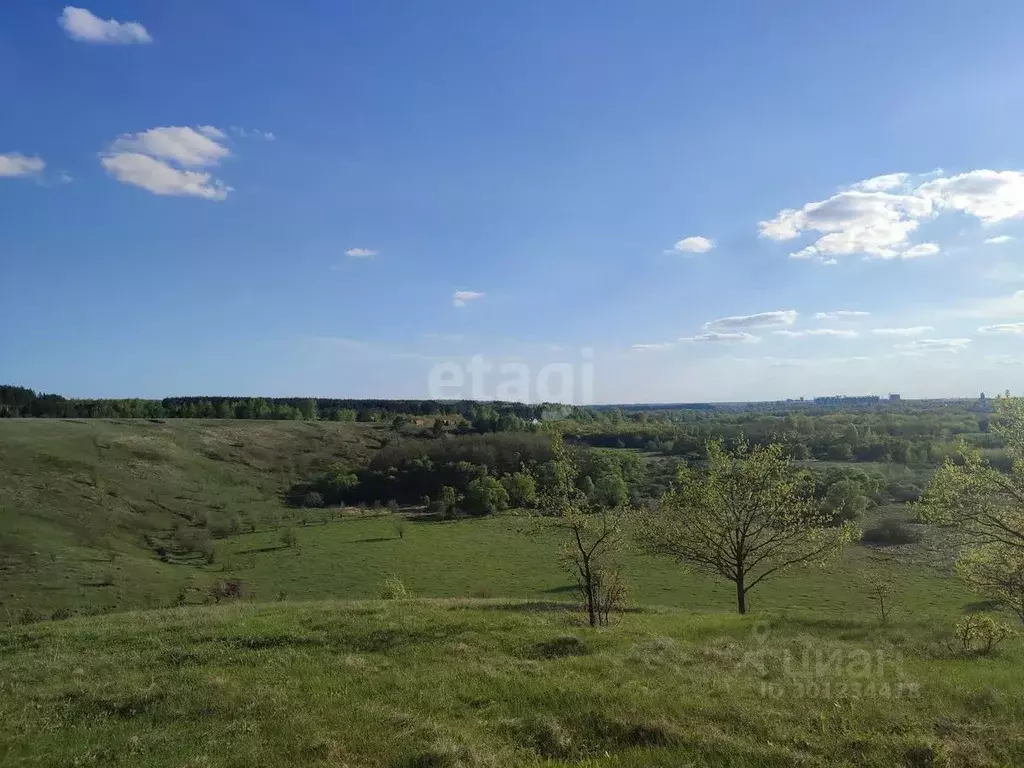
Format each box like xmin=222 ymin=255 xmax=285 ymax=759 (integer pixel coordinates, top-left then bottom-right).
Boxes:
xmin=0 ymin=385 xmax=548 ymax=425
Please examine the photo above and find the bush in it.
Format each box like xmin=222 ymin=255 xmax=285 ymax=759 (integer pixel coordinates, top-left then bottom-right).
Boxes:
xmin=208 ymin=579 xmax=245 ymax=603
xmin=302 ymin=491 xmax=325 ymax=509
xmin=280 ymin=527 xmax=298 ymax=549
xmin=862 ymin=518 xmax=922 ymax=546
xmin=378 ymin=574 xmax=412 ymax=600
xmin=954 ymin=614 xmax=1015 ymax=656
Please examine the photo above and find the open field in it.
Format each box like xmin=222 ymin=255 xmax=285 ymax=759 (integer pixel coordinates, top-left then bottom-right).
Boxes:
xmin=2 ymin=599 xmax=1023 ymax=767
xmin=0 ymin=419 xmax=977 ymax=622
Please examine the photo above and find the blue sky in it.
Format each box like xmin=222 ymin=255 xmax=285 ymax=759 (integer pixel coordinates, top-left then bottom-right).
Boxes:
xmin=4 ymin=2 xmax=1024 ymax=403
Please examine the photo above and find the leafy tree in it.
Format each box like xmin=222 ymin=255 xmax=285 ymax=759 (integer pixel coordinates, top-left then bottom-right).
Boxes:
xmin=464 ymin=475 xmax=509 ymax=516
xmin=594 ymin=473 xmax=629 ymax=508
xmin=636 ymin=441 xmax=858 ymax=614
xmin=921 ymin=397 xmax=1024 ymax=619
xmin=824 ymin=479 xmax=869 ymax=523
xmin=956 ymin=545 xmax=1024 ymax=622
xmin=501 ymin=471 xmax=538 ymax=508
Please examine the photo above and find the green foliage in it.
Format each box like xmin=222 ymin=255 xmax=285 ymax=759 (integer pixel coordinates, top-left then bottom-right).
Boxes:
xmin=956 ymin=545 xmax=1024 ymax=621
xmin=636 ymin=441 xmax=859 ymax=614
xmin=954 ymin=614 xmax=1016 ymax=655
xmin=280 ymin=527 xmax=298 ymax=549
xmin=378 ymin=574 xmax=412 ymax=599
xmin=501 ymin=471 xmax=538 ymax=508
xmin=463 ymin=475 xmax=510 ymax=517
xmin=301 ymin=490 xmax=324 ymax=509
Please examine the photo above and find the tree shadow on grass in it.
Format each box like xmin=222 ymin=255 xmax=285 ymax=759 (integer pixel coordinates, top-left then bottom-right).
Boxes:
xmin=542 ymin=584 xmax=578 ymax=595
xmin=352 ymin=537 xmax=395 ymax=544
xmin=963 ymin=600 xmax=1004 ymax=614
xmin=236 ymin=545 xmax=289 ymax=555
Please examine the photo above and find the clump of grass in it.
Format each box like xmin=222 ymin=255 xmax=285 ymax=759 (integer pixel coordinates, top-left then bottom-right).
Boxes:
xmin=379 ymin=574 xmax=412 ymax=600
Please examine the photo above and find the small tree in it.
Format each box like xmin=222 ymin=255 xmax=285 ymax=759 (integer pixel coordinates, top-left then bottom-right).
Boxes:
xmin=302 ymin=490 xmax=325 ymax=509
xmin=534 ymin=435 xmax=627 ymax=627
xmin=636 ymin=441 xmax=858 ymax=614
xmin=866 ymin=576 xmax=897 ymax=624
xmin=281 ymin=527 xmax=298 ymax=549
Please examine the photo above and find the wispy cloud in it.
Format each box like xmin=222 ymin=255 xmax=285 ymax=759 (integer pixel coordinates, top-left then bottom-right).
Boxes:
xmin=453 ymin=290 xmax=484 ymax=308
xmin=979 ymin=322 xmax=1024 ymax=335
xmin=345 ymin=248 xmax=377 ymax=258
xmin=871 ymin=326 xmax=934 ymax=337
xmin=59 ymin=6 xmax=151 ymax=44
xmin=896 ymin=338 xmax=972 ymax=354
xmin=230 ymin=127 xmax=276 ymax=141
xmin=631 ymin=342 xmax=675 ymax=351
xmin=984 ymin=235 xmax=1013 ymax=245
xmin=704 ymin=310 xmax=797 ymax=331
xmin=681 ymin=332 xmax=760 ymax=343
xmin=773 ymin=328 xmax=857 ymax=338
xmin=814 ymin=310 xmax=870 ymax=320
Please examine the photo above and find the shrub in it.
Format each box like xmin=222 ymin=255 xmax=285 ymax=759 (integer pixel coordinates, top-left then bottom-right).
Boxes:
xmin=280 ymin=527 xmax=298 ymax=549
xmin=302 ymin=491 xmax=324 ymax=509
xmin=378 ymin=574 xmax=412 ymax=600
xmin=954 ymin=614 xmax=1015 ymax=656
xmin=862 ymin=518 xmax=922 ymax=546
xmin=208 ymin=579 xmax=245 ymax=603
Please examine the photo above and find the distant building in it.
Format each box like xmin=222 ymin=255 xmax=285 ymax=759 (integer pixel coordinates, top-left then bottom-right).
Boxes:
xmin=888 ymin=393 xmax=901 ymax=402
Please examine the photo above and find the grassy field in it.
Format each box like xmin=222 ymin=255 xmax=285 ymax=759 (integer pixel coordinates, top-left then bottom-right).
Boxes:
xmin=2 ymin=599 xmax=1022 ymax=767
xmin=0 ymin=418 xmax=982 ymax=622
xmin=2 ymin=419 xmax=1020 ymax=766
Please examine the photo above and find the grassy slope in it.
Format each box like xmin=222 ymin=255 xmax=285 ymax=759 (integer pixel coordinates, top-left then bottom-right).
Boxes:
xmin=0 ymin=418 xmax=386 ymax=616
xmin=2 ymin=600 xmax=1022 ymax=767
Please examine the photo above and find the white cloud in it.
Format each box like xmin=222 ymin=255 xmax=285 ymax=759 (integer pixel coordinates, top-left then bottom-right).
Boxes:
xmin=902 ymin=242 xmax=940 ymax=258
xmin=762 ymin=169 xmax=1024 ymax=263
xmin=814 ymin=310 xmax=870 ymax=320
xmin=100 ymin=152 xmax=231 ymax=200
xmin=670 ymin=236 xmax=714 ymax=254
xmin=979 ymin=322 xmax=1024 ymax=335
xmin=681 ymin=332 xmax=760 ymax=343
xmin=917 ymin=170 xmax=1024 ymax=224
xmin=111 ymin=127 xmax=230 ymax=167
xmin=0 ymin=153 xmax=45 ymax=177
xmin=705 ymin=310 xmax=797 ymax=331
xmin=345 ymin=248 xmax=377 ymax=258
xmin=896 ymin=338 xmax=972 ymax=354
xmin=453 ymin=290 xmax=484 ymax=308
xmin=760 ymin=189 xmax=933 ymax=260
xmin=871 ymin=326 xmax=934 ymax=337
xmin=101 ymin=126 xmax=234 ymax=199
xmin=774 ymin=328 xmax=858 ymax=338
xmin=984 ymin=235 xmax=1013 ymax=245
xmin=59 ymin=6 xmax=151 ymax=44
xmin=851 ymin=173 xmax=910 ymax=192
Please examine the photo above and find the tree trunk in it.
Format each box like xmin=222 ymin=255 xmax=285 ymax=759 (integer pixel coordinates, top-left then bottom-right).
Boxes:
xmin=736 ymin=577 xmax=747 ymax=615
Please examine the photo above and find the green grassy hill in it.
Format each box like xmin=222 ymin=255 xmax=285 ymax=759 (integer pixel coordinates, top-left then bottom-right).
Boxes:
xmin=0 ymin=418 xmax=386 ymax=617
xmin=2 ymin=599 xmax=1022 ymax=767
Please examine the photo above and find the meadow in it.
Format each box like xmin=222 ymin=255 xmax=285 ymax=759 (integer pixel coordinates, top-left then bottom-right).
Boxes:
xmin=1 ymin=416 xmax=1019 ymax=766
